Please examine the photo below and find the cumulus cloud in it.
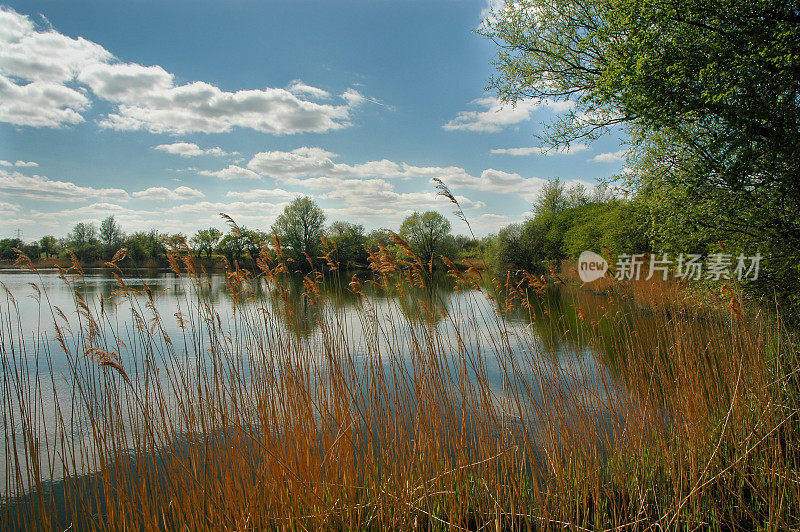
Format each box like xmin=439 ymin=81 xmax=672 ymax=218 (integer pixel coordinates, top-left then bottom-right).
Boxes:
xmin=0 ymin=7 xmax=363 ymax=133
xmin=0 ymin=159 xmax=38 ymax=167
xmin=154 ymin=142 xmax=229 ymax=157
xmin=490 ymin=143 xmax=589 ymax=156
xmin=197 ymin=165 xmax=260 ymax=180
xmin=0 ymin=170 xmax=129 ymax=201
xmin=132 ymin=186 xmax=205 ymax=201
xmin=0 ymin=74 xmax=90 ymax=127
xmin=246 ymin=147 xmax=473 ymax=182
xmin=96 ymin=80 xmax=359 ymax=135
xmin=590 ymin=150 xmax=627 ymax=163
xmin=443 ymin=96 xmax=573 ymax=133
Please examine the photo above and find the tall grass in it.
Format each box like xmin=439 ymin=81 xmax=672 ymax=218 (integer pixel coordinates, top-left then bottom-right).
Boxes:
xmin=1 ymin=242 xmax=798 ymax=530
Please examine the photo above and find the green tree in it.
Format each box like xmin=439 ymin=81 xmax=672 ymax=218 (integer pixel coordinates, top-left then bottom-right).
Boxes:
xmin=398 ymin=211 xmax=454 ymax=267
xmin=326 ymin=221 xmax=368 ymax=270
xmin=69 ymin=222 xmax=101 ymax=262
xmin=0 ymin=238 xmax=23 ymax=261
xmin=272 ymin=197 xmax=326 ymax=268
xmin=124 ymin=230 xmax=166 ymax=263
xmin=483 ymin=0 xmax=800 ymax=310
xmin=99 ymin=216 xmax=124 ymax=247
xmin=39 ymin=235 xmax=58 ymax=258
xmin=190 ymin=228 xmax=223 ymax=259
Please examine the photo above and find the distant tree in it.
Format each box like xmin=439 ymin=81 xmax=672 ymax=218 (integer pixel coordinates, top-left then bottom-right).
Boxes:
xmin=534 ymin=179 xmax=568 ymax=217
xmin=0 ymin=238 xmax=22 ymax=261
xmin=39 ymin=235 xmax=58 ymax=258
xmin=124 ymin=230 xmax=165 ymax=263
xmin=365 ymin=229 xmax=392 ymax=251
xmin=217 ymin=232 xmax=246 ymax=264
xmin=241 ymin=228 xmax=269 ymax=260
xmin=22 ymin=241 xmax=40 ymax=259
xmin=398 ymin=211 xmax=454 ymax=267
xmin=69 ymin=222 xmax=101 ymax=262
xmin=272 ymin=196 xmax=326 ymax=267
xmin=326 ymin=221 xmax=367 ymax=269
xmin=190 ymin=228 xmax=223 ymax=259
xmin=484 ymin=224 xmax=547 ymax=276
xmin=99 ymin=216 xmax=124 ymax=247
xmin=70 ymin=222 xmax=98 ymax=246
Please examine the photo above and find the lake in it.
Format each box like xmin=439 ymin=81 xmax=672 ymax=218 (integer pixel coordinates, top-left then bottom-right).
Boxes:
xmin=0 ymin=266 xmax=622 ymax=514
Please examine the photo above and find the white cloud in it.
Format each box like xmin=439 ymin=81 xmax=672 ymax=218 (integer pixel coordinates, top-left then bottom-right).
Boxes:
xmin=490 ymin=143 xmax=589 ymax=156
xmin=0 ymin=74 xmax=90 ymax=127
xmin=278 ymin=175 xmax=485 ymax=214
xmin=226 ymin=188 xmax=296 ymax=201
xmin=443 ymin=96 xmax=573 ymax=133
xmin=0 ymin=8 xmax=363 ymax=133
xmin=471 ymin=213 xmax=513 ymax=233
xmin=0 ymin=9 xmax=111 ymax=83
xmin=77 ymin=62 xmax=173 ymax=102
xmin=287 ymin=80 xmax=330 ymax=99
xmin=0 ymin=200 xmax=20 ymax=212
xmin=197 ymin=165 xmax=260 ymax=180
xmin=246 ymin=147 xmax=474 ymax=182
xmin=0 ymin=170 xmax=129 ymax=201
xmin=132 ymin=186 xmax=205 ymax=201
xmin=97 ymin=80 xmax=358 ymax=135
xmin=590 ymin=150 xmax=627 ymax=163
xmin=154 ymin=142 xmax=229 ymax=157
xmin=0 ymin=159 xmax=38 ymax=167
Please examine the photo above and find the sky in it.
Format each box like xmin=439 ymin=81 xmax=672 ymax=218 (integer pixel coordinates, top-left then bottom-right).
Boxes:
xmin=0 ymin=0 xmax=627 ymax=241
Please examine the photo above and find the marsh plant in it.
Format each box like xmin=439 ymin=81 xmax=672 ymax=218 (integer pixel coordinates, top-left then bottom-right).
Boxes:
xmin=1 ymin=238 xmax=798 ymax=530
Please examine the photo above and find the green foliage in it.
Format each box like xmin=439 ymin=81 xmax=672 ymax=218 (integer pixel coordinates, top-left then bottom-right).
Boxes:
xmin=485 ymin=180 xmax=650 ymax=274
xmin=0 ymin=238 xmax=22 ymax=261
xmin=125 ymin=230 xmax=166 ymax=263
xmin=483 ymin=0 xmax=800 ymax=315
xmin=39 ymin=235 xmax=58 ymax=258
xmin=68 ymin=222 xmax=101 ymax=262
xmin=398 ymin=211 xmax=455 ymax=267
xmin=190 ymin=228 xmax=223 ymax=259
xmin=327 ymin=221 xmax=368 ymax=269
xmin=99 ymin=216 xmax=124 ymax=247
xmin=272 ymin=196 xmax=326 ymax=268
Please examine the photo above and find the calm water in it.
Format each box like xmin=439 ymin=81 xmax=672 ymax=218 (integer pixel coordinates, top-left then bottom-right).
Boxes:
xmin=0 ymin=267 xmax=613 ymax=498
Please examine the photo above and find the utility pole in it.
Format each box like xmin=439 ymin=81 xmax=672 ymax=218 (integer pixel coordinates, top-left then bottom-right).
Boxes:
xmin=14 ymin=228 xmax=22 ymax=241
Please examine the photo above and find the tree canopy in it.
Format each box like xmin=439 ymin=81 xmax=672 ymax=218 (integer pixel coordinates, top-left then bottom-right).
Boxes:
xmin=483 ymin=0 xmax=800 ymax=310
xmin=272 ymin=196 xmax=327 ymax=268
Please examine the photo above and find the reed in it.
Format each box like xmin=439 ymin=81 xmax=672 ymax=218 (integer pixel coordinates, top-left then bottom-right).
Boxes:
xmin=1 ymin=241 xmax=797 ymax=530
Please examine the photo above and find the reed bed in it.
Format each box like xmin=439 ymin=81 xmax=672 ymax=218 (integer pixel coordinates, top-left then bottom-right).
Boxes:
xmin=0 ymin=242 xmax=797 ymax=530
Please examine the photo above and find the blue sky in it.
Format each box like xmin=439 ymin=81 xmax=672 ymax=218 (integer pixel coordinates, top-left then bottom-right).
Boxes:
xmin=0 ymin=1 xmax=627 ymax=240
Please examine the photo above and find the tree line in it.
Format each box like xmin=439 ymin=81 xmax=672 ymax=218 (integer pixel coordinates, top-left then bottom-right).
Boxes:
xmin=0 ymin=196 xmax=480 ymax=271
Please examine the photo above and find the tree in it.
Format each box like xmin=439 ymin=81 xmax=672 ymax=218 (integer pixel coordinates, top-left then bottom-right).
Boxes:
xmin=272 ymin=197 xmax=326 ymax=267
xmin=398 ymin=211 xmax=454 ymax=267
xmin=190 ymin=228 xmax=223 ymax=259
xmin=39 ymin=235 xmax=58 ymax=258
xmin=217 ymin=232 xmax=246 ymax=264
xmin=326 ymin=221 xmax=368 ymax=270
xmin=482 ymin=0 xmax=800 ymax=311
xmin=0 ymin=238 xmax=22 ymax=261
xmin=70 ymin=222 xmax=98 ymax=246
xmin=124 ymin=230 xmax=165 ymax=263
xmin=69 ymin=222 xmax=101 ymax=262
xmin=99 ymin=216 xmax=124 ymax=247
